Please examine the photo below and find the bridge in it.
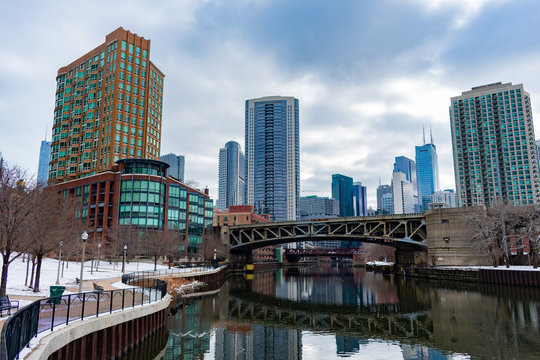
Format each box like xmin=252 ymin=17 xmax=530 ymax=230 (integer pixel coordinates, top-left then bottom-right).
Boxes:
xmin=222 ymin=207 xmax=484 ymax=267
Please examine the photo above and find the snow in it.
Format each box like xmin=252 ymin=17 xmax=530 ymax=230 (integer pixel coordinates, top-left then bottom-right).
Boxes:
xmin=445 ymin=265 xmax=540 ymax=271
xmin=366 ymin=261 xmax=395 ymax=266
xmin=0 ymin=254 xmax=170 ymax=297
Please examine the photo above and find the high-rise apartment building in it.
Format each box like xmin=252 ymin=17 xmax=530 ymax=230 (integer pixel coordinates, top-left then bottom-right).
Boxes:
xmin=331 ymin=174 xmax=354 ymax=217
xmin=353 ymin=182 xmax=367 ymax=216
xmin=48 ymin=27 xmax=164 ymax=184
xmin=217 ymin=141 xmax=245 ymax=210
xmin=450 ymin=82 xmax=540 ymax=206
xmin=37 ymin=140 xmax=51 ymax=185
xmin=376 ymin=184 xmax=392 ymax=212
xmin=160 ymin=153 xmax=184 ymax=182
xmin=245 ymin=96 xmax=300 ymax=221
xmin=415 ymin=140 xmax=439 ymax=212
xmin=392 ymin=171 xmax=415 ymax=214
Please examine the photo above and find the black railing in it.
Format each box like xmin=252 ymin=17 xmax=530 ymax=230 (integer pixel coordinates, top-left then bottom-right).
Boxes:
xmin=0 ymin=277 xmax=167 ymax=360
xmin=121 ymin=266 xmax=214 ymax=284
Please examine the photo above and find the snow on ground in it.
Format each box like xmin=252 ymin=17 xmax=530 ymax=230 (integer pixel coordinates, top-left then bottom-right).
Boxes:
xmin=0 ymin=254 xmax=170 ymax=297
xmin=366 ymin=261 xmax=394 ymax=266
xmin=446 ymin=265 xmax=540 ymax=271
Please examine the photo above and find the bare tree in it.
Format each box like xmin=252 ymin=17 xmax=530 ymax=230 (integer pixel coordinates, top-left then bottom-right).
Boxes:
xmin=146 ymin=230 xmax=181 ymax=270
xmin=0 ymin=163 xmax=40 ymax=295
xmin=28 ymin=191 xmax=80 ymax=292
xmin=202 ymin=227 xmax=228 ymax=264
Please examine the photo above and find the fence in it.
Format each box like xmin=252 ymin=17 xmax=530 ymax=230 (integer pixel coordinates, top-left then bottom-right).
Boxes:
xmin=0 ymin=277 xmax=167 ymax=360
xmin=121 ymin=266 xmax=212 ymax=284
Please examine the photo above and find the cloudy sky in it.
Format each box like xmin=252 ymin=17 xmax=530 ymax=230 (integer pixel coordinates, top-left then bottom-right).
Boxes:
xmin=1 ymin=0 xmax=540 ymax=207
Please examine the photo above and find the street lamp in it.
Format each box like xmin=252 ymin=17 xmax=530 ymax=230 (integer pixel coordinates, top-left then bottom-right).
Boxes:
xmin=55 ymin=241 xmax=63 ymax=285
xmin=79 ymin=231 xmax=88 ymax=293
xmin=122 ymin=244 xmax=127 ymax=274
xmin=214 ymin=248 xmax=217 ymax=268
xmin=95 ymin=243 xmax=102 ymax=272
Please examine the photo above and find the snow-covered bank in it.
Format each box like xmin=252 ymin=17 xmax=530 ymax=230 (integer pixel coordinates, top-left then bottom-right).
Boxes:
xmin=0 ymin=254 xmax=170 ymax=297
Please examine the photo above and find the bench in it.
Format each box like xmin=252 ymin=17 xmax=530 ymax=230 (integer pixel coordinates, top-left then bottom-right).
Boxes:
xmin=0 ymin=295 xmax=19 ymax=316
xmin=93 ymin=283 xmax=104 ymax=292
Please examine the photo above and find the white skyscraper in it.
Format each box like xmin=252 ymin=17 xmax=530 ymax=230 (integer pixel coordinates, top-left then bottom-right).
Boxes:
xmin=392 ymin=171 xmax=415 ymax=214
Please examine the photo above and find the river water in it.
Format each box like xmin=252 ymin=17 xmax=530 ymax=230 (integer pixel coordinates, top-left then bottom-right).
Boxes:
xmin=126 ymin=265 xmax=540 ymax=359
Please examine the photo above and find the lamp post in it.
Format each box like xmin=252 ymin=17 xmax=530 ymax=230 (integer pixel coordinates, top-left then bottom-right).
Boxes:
xmin=122 ymin=244 xmax=127 ymax=274
xmin=55 ymin=241 xmax=63 ymax=285
xmin=96 ymin=243 xmax=101 ymax=272
xmin=214 ymin=248 xmax=217 ymax=268
xmin=79 ymin=231 xmax=88 ymax=293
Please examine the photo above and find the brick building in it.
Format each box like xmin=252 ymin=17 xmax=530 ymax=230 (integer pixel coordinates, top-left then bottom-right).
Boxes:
xmin=214 ymin=205 xmax=275 ymax=262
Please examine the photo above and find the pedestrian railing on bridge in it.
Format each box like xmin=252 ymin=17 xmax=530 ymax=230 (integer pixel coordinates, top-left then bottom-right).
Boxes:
xmin=0 ymin=277 xmax=167 ymax=360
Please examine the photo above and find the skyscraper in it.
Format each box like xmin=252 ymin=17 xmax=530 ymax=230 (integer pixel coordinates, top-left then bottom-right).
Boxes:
xmin=217 ymin=141 xmax=245 ymax=210
xmin=48 ymin=27 xmax=164 ymax=184
xmin=37 ymin=140 xmax=51 ymax=185
xmin=160 ymin=153 xmax=184 ymax=182
xmin=376 ymin=184 xmax=392 ymax=212
xmin=353 ymin=182 xmax=367 ymax=216
xmin=331 ymin=174 xmax=354 ymax=217
xmin=245 ymin=96 xmax=300 ymax=221
xmin=415 ymin=133 xmax=439 ymax=212
xmin=392 ymin=171 xmax=415 ymax=214
xmin=450 ymin=82 xmax=540 ymax=206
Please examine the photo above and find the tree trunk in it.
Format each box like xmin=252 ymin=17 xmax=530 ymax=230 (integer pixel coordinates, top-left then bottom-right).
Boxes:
xmin=154 ymin=256 xmax=158 ymax=271
xmin=25 ymin=254 xmax=30 ymax=286
xmin=0 ymin=256 xmax=10 ymax=296
xmin=29 ymin=257 xmax=36 ymax=289
xmin=33 ymin=254 xmax=44 ymax=293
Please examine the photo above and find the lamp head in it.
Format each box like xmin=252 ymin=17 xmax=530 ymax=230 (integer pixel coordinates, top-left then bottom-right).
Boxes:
xmin=124 ymin=244 xmax=127 ymax=250
xmin=81 ymin=231 xmax=88 ymax=242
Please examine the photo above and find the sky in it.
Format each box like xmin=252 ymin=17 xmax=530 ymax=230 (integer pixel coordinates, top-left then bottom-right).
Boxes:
xmin=2 ymin=0 xmax=540 ymax=208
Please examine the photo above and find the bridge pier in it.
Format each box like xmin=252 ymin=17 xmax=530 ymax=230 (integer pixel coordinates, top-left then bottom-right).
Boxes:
xmin=395 ymin=244 xmax=427 ymax=268
xmin=230 ymin=251 xmax=253 ymax=270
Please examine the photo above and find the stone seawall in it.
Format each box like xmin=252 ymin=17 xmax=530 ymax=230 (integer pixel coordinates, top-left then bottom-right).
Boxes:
xmin=26 ymin=296 xmax=171 ymax=360
xmin=402 ymin=266 xmax=540 ymax=287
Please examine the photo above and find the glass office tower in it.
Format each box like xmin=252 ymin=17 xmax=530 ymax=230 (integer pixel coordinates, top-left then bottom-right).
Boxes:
xmin=245 ymin=96 xmax=300 ymax=221
xmin=332 ymin=174 xmax=354 ymax=217
xmin=415 ymin=143 xmax=439 ymax=212
xmin=217 ymin=141 xmax=245 ymax=210
xmin=37 ymin=140 xmax=51 ymax=185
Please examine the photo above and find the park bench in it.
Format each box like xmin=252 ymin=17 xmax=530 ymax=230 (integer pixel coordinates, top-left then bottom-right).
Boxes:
xmin=93 ymin=283 xmax=104 ymax=292
xmin=0 ymin=295 xmax=19 ymax=316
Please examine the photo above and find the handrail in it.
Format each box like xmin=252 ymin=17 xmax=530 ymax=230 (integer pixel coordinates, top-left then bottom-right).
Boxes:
xmin=0 ymin=276 xmax=167 ymax=360
xmin=121 ymin=266 xmax=212 ymax=284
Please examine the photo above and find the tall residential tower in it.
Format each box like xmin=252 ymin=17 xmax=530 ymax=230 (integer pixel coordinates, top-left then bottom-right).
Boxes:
xmin=217 ymin=141 xmax=245 ymax=210
xmin=48 ymin=27 xmax=164 ymax=184
xmin=450 ymin=82 xmax=540 ymax=206
xmin=245 ymin=96 xmax=300 ymax=221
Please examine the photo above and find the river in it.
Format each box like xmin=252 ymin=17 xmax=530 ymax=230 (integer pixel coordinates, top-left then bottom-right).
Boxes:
xmin=124 ymin=264 xmax=540 ymax=359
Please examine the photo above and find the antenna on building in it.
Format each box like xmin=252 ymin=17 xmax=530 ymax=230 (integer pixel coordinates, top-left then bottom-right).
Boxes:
xmin=422 ymin=125 xmax=426 ymax=145
xmin=430 ymin=125 xmax=434 ymax=144
xmin=44 ymin=125 xmax=48 ymax=141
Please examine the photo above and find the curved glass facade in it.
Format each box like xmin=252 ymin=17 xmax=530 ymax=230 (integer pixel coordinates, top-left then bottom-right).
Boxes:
xmin=119 ymin=179 xmax=166 ymax=228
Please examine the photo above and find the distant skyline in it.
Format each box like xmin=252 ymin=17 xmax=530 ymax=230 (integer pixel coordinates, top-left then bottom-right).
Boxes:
xmin=2 ymin=0 xmax=540 ymax=208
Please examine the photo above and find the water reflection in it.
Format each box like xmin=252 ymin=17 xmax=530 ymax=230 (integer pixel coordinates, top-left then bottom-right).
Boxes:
xmin=152 ymin=265 xmax=540 ymax=359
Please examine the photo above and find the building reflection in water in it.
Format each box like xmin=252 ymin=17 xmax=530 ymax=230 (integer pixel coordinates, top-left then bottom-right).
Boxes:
xmin=214 ymin=325 xmax=302 ymax=360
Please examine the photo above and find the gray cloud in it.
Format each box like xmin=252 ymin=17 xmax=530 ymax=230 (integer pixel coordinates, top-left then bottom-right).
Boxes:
xmin=1 ymin=0 xmax=539 ymax=208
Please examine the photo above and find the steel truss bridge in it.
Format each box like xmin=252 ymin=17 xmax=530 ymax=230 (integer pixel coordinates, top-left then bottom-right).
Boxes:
xmin=227 ymin=294 xmax=434 ymax=345
xmin=227 ymin=214 xmax=427 ymax=252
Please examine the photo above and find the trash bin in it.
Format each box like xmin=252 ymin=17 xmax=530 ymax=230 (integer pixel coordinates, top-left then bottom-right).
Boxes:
xmin=49 ymin=286 xmax=66 ymax=304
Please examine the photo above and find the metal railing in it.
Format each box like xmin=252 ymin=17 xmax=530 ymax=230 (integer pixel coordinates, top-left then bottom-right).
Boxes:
xmin=0 ymin=277 xmax=167 ymax=360
xmin=122 ymin=266 xmax=213 ymax=284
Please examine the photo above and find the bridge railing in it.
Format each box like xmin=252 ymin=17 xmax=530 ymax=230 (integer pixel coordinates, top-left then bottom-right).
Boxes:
xmin=0 ymin=277 xmax=167 ymax=360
